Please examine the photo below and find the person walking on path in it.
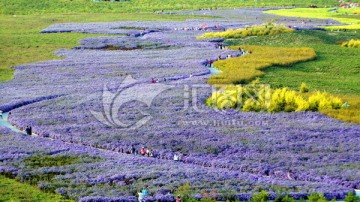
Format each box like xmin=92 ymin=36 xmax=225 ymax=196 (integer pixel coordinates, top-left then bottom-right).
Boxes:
xmin=130 ymin=145 xmax=136 ymax=154
xmin=138 ymin=190 xmax=143 ymax=202
xmin=176 ymin=195 xmax=181 ymax=202
xmin=25 ymin=126 xmax=32 ymax=135
xmin=140 ymin=147 xmax=147 ymax=156
xmin=142 ymin=186 xmax=150 ymax=196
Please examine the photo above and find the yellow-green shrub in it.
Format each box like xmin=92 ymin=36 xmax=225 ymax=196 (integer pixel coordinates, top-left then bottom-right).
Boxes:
xmin=322 ymin=95 xmax=360 ymax=124
xmin=308 ymin=91 xmax=343 ymax=111
xmin=242 ymin=99 xmax=264 ymax=112
xmin=206 ymin=86 xmax=343 ymax=113
xmin=342 ymin=39 xmax=360 ymax=48
xmin=197 ymin=23 xmax=294 ymax=39
xmin=299 ymin=82 xmax=309 ymax=93
xmin=208 ymin=46 xmax=316 ymax=85
xmin=268 ymin=88 xmax=305 ymax=112
xmin=295 ymin=96 xmax=310 ymax=111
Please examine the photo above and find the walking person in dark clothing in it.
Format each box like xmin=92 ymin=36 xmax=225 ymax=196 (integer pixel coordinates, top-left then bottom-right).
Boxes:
xmin=130 ymin=145 xmax=136 ymax=154
xmin=25 ymin=126 xmax=32 ymax=135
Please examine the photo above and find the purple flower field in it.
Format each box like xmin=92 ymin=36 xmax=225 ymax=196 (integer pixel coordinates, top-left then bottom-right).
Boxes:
xmin=0 ymin=8 xmax=359 ymax=201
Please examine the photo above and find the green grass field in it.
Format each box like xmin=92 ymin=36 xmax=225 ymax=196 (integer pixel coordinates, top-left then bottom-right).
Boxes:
xmin=226 ymin=30 xmax=360 ymax=123
xmin=1 ymin=0 xmax=359 ymax=82
xmin=227 ymin=30 xmax=360 ymax=95
xmin=1 ymin=0 xmax=354 ymax=15
xmin=0 ymin=175 xmax=74 ymax=202
xmin=0 ymin=154 xmax=101 ymax=201
xmin=208 ymin=45 xmax=316 ymax=85
xmin=265 ymin=7 xmax=360 ymax=30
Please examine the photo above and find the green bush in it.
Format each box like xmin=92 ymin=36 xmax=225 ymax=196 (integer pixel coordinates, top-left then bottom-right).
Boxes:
xmin=308 ymin=193 xmax=330 ymax=202
xmin=23 ymin=154 xmax=102 ymax=169
xmin=275 ymin=194 xmax=296 ymax=202
xmin=200 ymin=198 xmax=216 ymax=202
xmin=344 ymin=192 xmax=360 ymax=202
xmin=175 ymin=182 xmax=193 ymax=202
xmin=251 ymin=190 xmax=269 ymax=202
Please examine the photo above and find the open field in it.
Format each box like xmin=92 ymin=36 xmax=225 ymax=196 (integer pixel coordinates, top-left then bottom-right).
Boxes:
xmin=265 ymin=7 xmax=360 ymax=30
xmin=1 ymin=1 xmax=360 ymax=201
xmin=227 ymin=30 xmax=360 ymax=96
xmin=208 ymin=45 xmax=316 ymax=85
xmin=226 ymin=30 xmax=360 ymax=123
xmin=0 ymin=13 xmax=213 ymax=82
xmin=1 ymin=0 xmax=357 ymax=15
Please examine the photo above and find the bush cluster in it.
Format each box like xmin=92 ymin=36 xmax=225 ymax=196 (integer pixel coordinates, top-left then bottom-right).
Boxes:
xmin=342 ymin=39 xmax=360 ymax=48
xmin=197 ymin=23 xmax=294 ymax=39
xmin=206 ymin=85 xmax=343 ymax=112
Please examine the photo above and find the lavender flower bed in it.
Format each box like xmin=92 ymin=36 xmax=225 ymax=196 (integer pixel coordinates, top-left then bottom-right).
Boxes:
xmin=0 ymin=8 xmax=359 ymax=200
xmin=0 ymin=128 xmax=354 ymax=200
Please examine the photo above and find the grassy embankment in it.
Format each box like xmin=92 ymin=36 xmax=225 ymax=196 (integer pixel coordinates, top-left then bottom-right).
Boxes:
xmin=0 ymin=154 xmax=101 ymax=201
xmin=265 ymin=7 xmax=360 ymax=30
xmin=0 ymin=175 xmax=74 ymax=202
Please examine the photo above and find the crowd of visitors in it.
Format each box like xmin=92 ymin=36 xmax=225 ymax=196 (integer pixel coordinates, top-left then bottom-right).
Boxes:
xmin=204 ymin=45 xmax=248 ymax=68
xmin=127 ymin=145 xmax=185 ymax=164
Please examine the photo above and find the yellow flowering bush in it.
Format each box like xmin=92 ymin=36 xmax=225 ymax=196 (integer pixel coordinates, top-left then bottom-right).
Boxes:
xmin=197 ymin=23 xmax=294 ymax=39
xmin=308 ymin=91 xmax=343 ymax=111
xmin=207 ymin=86 xmax=343 ymax=113
xmin=299 ymin=82 xmax=309 ymax=93
xmin=342 ymin=39 xmax=360 ymax=48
